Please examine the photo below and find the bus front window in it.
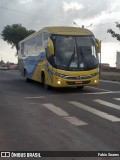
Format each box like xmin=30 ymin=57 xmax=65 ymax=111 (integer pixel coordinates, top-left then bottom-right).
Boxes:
xmin=54 ymin=36 xmax=75 ymax=67
xmin=53 ymin=35 xmax=99 ymax=70
xmin=76 ymin=37 xmax=99 ymax=70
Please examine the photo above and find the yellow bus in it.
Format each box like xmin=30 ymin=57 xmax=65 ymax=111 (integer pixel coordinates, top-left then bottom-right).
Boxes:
xmin=18 ymin=26 xmax=101 ymax=89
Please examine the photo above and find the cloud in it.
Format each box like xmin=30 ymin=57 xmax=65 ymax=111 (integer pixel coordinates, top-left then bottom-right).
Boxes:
xmin=0 ymin=0 xmax=120 ymax=65
xmin=19 ymin=0 xmax=32 ymax=4
xmin=0 ymin=0 xmax=120 ymax=31
xmin=63 ymin=2 xmax=84 ymax=12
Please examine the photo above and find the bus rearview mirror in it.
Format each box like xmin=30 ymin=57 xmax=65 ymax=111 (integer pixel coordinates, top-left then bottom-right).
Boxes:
xmin=48 ymin=38 xmax=54 ymax=56
xmin=96 ymin=39 xmax=101 ymax=53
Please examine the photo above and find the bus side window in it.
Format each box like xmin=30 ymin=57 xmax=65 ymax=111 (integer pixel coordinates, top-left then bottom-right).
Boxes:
xmin=21 ymin=42 xmax=24 ymax=56
xmin=46 ymin=44 xmax=50 ymax=59
xmin=43 ymin=32 xmax=50 ymax=48
xmin=18 ymin=44 xmax=20 ymax=51
xmin=36 ymin=34 xmax=43 ymax=47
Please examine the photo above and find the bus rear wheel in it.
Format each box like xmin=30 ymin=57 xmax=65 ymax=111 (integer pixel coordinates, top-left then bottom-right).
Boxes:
xmin=24 ymin=69 xmax=32 ymax=83
xmin=26 ymin=78 xmax=32 ymax=82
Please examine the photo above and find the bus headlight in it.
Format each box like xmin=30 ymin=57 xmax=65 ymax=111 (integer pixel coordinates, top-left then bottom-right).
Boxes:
xmin=57 ymin=80 xmax=61 ymax=85
xmin=94 ymin=79 xmax=98 ymax=83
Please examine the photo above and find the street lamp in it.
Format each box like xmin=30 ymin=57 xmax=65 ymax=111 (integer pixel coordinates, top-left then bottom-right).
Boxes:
xmin=73 ymin=22 xmax=92 ymax=28
xmin=86 ymin=23 xmax=93 ymax=28
xmin=73 ymin=22 xmax=80 ymax=28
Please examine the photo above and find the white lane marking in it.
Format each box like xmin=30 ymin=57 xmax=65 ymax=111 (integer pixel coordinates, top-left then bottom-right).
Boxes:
xmin=25 ymin=96 xmax=45 ymax=99
xmin=114 ymin=98 xmax=120 ymax=101
xmin=94 ymin=99 xmax=120 ymax=110
xmin=83 ymin=91 xmax=111 ymax=95
xmin=3 ymin=91 xmax=21 ymax=94
xmin=29 ymin=103 xmax=41 ymax=105
xmin=87 ymin=86 xmax=110 ymax=92
xmin=64 ymin=116 xmax=87 ymax=126
xmin=69 ymin=91 xmax=120 ymax=95
xmin=69 ymin=101 xmax=120 ymax=122
xmin=83 ymin=91 xmax=120 ymax=95
xmin=43 ymin=103 xmax=87 ymax=126
xmin=24 ymin=91 xmax=120 ymax=100
xmin=43 ymin=103 xmax=69 ymax=117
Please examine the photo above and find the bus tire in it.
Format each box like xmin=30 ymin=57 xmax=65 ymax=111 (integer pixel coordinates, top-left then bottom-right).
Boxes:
xmin=42 ymin=73 xmax=50 ymax=90
xmin=24 ymin=69 xmax=32 ymax=83
xmin=24 ymin=69 xmax=26 ymax=77
xmin=77 ymin=86 xmax=84 ymax=89
xmin=26 ymin=78 xmax=32 ymax=83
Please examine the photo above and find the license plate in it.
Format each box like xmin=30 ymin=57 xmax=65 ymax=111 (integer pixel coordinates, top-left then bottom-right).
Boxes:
xmin=75 ymin=81 xmax=83 ymax=84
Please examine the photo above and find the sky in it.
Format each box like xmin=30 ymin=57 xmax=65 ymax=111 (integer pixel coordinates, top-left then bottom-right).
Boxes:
xmin=0 ymin=0 xmax=120 ymax=66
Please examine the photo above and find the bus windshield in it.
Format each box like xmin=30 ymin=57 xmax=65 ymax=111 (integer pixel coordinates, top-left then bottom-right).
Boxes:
xmin=51 ymin=35 xmax=99 ymax=71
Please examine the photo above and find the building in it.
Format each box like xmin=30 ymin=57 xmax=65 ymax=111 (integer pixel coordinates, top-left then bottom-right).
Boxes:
xmin=7 ymin=62 xmax=17 ymax=70
xmin=116 ymin=52 xmax=120 ymax=69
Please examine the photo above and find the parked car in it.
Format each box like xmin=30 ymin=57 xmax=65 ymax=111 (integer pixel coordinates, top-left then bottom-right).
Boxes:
xmin=0 ymin=65 xmax=8 ymax=70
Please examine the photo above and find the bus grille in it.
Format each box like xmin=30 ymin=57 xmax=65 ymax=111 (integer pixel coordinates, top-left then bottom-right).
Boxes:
xmin=66 ymin=80 xmax=90 ymax=85
xmin=64 ymin=72 xmax=99 ymax=80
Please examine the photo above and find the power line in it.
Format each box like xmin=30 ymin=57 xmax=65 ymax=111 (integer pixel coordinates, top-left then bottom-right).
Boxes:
xmin=0 ymin=6 xmax=64 ymax=23
xmin=1 ymin=6 xmax=120 ymax=27
xmin=92 ymin=21 xmax=120 ymax=27
xmin=0 ymin=6 xmax=34 ymax=16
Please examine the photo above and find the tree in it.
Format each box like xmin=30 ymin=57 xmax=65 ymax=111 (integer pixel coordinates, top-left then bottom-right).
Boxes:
xmin=107 ymin=22 xmax=120 ymax=41
xmin=1 ymin=24 xmax=35 ymax=54
xmin=0 ymin=60 xmax=5 ymax=65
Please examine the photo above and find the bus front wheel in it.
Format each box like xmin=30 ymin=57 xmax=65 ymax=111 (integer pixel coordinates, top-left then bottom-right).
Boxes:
xmin=77 ymin=86 xmax=84 ymax=89
xmin=42 ymin=73 xmax=50 ymax=90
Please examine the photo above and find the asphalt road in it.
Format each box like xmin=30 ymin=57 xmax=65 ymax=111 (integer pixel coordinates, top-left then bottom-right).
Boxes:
xmin=0 ymin=70 xmax=120 ymax=160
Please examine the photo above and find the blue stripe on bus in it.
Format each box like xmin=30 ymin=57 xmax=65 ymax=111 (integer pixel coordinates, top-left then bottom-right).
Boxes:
xmin=24 ymin=52 xmax=46 ymax=78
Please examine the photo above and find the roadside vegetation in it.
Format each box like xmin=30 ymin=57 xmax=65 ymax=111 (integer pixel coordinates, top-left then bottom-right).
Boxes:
xmin=100 ymin=68 xmax=120 ymax=82
xmin=100 ymin=75 xmax=120 ymax=82
xmin=1 ymin=24 xmax=35 ymax=55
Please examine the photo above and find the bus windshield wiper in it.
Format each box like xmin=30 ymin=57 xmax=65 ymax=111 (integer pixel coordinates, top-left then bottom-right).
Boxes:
xmin=67 ymin=47 xmax=76 ymax=69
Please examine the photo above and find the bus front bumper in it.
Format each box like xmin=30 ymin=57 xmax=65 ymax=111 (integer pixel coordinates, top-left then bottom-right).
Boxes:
xmin=53 ymin=76 xmax=99 ymax=88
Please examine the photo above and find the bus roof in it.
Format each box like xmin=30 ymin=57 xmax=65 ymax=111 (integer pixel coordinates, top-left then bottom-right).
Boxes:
xmin=20 ymin=26 xmax=93 ymax=43
xmin=44 ymin=26 xmax=93 ymax=35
